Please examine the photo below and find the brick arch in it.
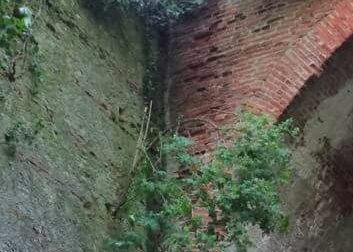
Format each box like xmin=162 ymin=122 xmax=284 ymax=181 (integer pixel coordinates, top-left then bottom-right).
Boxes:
xmin=169 ymin=0 xmax=353 ymax=151
xmin=264 ymin=24 xmax=353 ymax=251
xmin=248 ymin=0 xmax=353 ymax=118
xmin=279 ymin=33 xmax=353 ymax=128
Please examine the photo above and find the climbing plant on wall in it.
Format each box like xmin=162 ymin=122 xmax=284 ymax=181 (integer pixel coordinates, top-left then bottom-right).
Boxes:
xmin=112 ymin=112 xmax=298 ymax=252
xmin=0 ymin=0 xmax=42 ymax=91
xmin=91 ymin=0 xmax=204 ymax=28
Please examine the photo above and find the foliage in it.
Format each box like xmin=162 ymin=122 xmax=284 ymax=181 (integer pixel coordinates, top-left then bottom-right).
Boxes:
xmin=113 ymin=112 xmax=298 ymax=252
xmin=0 ymin=0 xmax=42 ymax=88
xmin=4 ymin=119 xmax=44 ymax=156
xmin=93 ymin=0 xmax=204 ymax=28
xmin=0 ymin=1 xmax=29 ymax=48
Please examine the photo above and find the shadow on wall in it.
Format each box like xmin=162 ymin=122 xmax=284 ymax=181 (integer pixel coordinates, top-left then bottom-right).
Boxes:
xmin=80 ymin=0 xmax=143 ymax=58
xmin=321 ymin=138 xmax=353 ymax=215
xmin=280 ymin=34 xmax=353 ymax=128
xmin=267 ymin=34 xmax=353 ymax=252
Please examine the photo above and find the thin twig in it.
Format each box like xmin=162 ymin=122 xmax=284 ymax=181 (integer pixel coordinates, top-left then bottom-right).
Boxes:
xmin=142 ymin=146 xmax=157 ymax=172
xmin=131 ymin=108 xmax=147 ymax=174
xmin=117 ymin=114 xmax=224 ymax=210
xmin=159 ymin=132 xmax=163 ymax=162
xmin=117 ymin=104 xmax=153 ymax=210
xmin=12 ymin=0 xmax=45 ymax=79
xmin=178 ymin=117 xmax=222 ymax=144
xmin=143 ymin=101 xmax=153 ymax=143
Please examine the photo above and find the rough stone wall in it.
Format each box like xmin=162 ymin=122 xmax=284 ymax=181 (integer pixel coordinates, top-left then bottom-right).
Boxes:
xmin=0 ymin=1 xmax=153 ymax=251
xmin=169 ymin=0 xmax=353 ymax=152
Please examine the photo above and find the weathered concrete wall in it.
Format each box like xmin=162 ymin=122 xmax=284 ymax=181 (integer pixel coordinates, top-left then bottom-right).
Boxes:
xmin=0 ymin=1 xmax=152 ymax=251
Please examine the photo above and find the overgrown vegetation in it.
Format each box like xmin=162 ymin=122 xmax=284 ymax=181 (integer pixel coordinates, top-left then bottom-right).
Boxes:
xmin=112 ymin=112 xmax=298 ymax=252
xmin=91 ymin=0 xmax=204 ymax=28
xmin=0 ymin=0 xmax=42 ymax=91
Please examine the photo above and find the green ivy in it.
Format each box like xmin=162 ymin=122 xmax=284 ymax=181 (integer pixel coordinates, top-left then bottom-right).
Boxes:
xmin=0 ymin=0 xmax=42 ymax=91
xmin=92 ymin=0 xmax=204 ymax=28
xmin=113 ymin=112 xmax=298 ymax=252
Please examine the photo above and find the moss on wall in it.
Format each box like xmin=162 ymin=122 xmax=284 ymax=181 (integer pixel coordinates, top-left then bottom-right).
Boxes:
xmin=0 ymin=1 xmax=157 ymax=251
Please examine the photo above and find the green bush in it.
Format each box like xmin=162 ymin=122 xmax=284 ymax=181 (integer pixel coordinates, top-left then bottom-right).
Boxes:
xmin=113 ymin=112 xmax=298 ymax=252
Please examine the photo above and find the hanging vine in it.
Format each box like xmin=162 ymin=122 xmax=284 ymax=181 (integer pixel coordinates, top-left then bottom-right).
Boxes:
xmin=88 ymin=0 xmax=204 ymax=28
xmin=0 ymin=0 xmax=42 ymax=90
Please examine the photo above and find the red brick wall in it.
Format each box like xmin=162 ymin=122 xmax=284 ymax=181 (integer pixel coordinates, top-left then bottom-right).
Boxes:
xmin=168 ymin=0 xmax=353 ymax=152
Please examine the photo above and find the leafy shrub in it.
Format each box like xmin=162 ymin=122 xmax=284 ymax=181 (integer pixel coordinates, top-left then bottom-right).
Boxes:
xmin=113 ymin=112 xmax=298 ymax=251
